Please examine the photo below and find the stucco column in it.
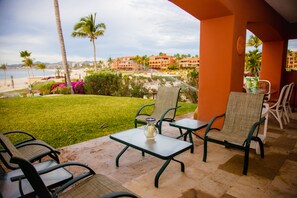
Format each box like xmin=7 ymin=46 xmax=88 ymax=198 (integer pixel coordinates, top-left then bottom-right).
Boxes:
xmin=260 ymin=40 xmax=287 ymax=98
xmin=197 ymin=15 xmax=246 ymax=122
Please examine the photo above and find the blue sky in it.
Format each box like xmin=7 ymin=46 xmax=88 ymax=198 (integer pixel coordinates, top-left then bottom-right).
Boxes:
xmin=0 ymin=0 xmax=296 ymax=65
xmin=0 ymin=0 xmax=200 ymax=64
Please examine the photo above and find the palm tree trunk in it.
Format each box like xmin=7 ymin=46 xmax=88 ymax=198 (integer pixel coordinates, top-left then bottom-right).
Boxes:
xmin=92 ymin=39 xmax=97 ymax=72
xmin=53 ymin=0 xmax=73 ymax=93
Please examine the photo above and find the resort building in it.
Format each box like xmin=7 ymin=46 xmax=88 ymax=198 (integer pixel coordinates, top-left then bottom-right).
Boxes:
xmin=148 ymin=54 xmax=175 ymax=70
xmin=110 ymin=56 xmax=142 ymax=70
xmin=178 ymin=57 xmax=200 ymax=69
xmin=287 ymin=51 xmax=297 ymax=69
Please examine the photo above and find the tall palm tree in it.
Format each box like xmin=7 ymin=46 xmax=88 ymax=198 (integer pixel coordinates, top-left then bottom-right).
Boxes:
xmin=36 ymin=63 xmax=46 ymax=77
xmin=245 ymin=49 xmax=262 ymax=76
xmin=53 ymin=0 xmax=73 ymax=93
xmin=20 ymin=50 xmax=34 ymax=78
xmin=247 ymin=35 xmax=262 ymax=49
xmin=245 ymin=35 xmax=262 ymax=76
xmin=0 ymin=64 xmax=7 ymax=86
xmin=72 ymin=13 xmax=106 ymax=72
xmin=107 ymin=57 xmax=112 ymax=69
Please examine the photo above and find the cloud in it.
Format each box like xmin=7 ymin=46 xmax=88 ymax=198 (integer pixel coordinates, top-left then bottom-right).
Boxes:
xmin=0 ymin=0 xmax=200 ymax=64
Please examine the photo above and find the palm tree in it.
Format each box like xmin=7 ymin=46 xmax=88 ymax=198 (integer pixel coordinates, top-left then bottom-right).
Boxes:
xmin=0 ymin=64 xmax=7 ymax=86
xmin=141 ymin=55 xmax=149 ymax=69
xmin=107 ymin=57 xmax=113 ymax=69
xmin=36 ymin=63 xmax=46 ymax=77
xmin=245 ymin=49 xmax=262 ymax=76
xmin=72 ymin=13 xmax=106 ymax=72
xmin=247 ymin=35 xmax=262 ymax=49
xmin=245 ymin=35 xmax=262 ymax=76
xmin=20 ymin=50 xmax=34 ymax=78
xmin=53 ymin=0 xmax=73 ymax=93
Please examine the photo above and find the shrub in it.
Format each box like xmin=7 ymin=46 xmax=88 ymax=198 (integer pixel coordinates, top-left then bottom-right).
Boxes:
xmin=51 ymin=81 xmax=84 ymax=94
xmin=71 ymin=81 xmax=84 ymax=94
xmin=32 ymin=81 xmax=56 ymax=95
xmin=84 ymin=72 xmax=121 ymax=95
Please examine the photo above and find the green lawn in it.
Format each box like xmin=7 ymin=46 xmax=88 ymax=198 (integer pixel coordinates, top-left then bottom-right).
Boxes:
xmin=0 ymin=95 xmax=196 ymax=148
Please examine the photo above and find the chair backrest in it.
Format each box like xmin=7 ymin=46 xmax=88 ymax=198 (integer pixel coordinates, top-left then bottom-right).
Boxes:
xmin=10 ymin=156 xmax=52 ymax=198
xmin=0 ymin=134 xmax=23 ymax=159
xmin=286 ymin=82 xmax=295 ymax=105
xmin=271 ymin=84 xmax=289 ymax=107
xmin=282 ymin=83 xmax=293 ymax=106
xmin=152 ymin=86 xmax=181 ymax=119
xmin=259 ymin=80 xmax=271 ymax=101
xmin=221 ymin=92 xmax=264 ymax=144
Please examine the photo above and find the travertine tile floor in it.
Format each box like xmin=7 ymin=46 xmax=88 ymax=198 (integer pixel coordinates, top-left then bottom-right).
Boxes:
xmin=59 ymin=112 xmax=297 ymax=198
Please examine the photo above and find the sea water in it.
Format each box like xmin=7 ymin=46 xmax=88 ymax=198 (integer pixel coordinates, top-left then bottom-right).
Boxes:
xmin=0 ymin=69 xmax=56 ymax=80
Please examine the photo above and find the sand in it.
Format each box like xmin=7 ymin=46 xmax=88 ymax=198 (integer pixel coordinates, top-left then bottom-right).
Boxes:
xmin=0 ymin=69 xmax=86 ymax=93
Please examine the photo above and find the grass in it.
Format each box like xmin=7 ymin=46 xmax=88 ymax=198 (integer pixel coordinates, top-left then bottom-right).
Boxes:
xmin=0 ymin=95 xmax=196 ymax=148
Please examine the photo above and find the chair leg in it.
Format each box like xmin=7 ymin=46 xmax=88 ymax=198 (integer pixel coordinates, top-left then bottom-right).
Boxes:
xmin=134 ymin=120 xmax=137 ymax=128
xmin=243 ymin=147 xmax=250 ymax=175
xmin=157 ymin=122 xmax=162 ymax=134
xmin=203 ymin=138 xmax=208 ymax=162
xmin=272 ymin=109 xmax=283 ymax=129
xmin=252 ymin=136 xmax=265 ymax=158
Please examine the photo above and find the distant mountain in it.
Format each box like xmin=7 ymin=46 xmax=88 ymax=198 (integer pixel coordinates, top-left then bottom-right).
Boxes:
xmin=6 ymin=60 xmax=94 ymax=69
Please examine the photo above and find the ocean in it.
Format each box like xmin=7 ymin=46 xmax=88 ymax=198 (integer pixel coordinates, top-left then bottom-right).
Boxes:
xmin=0 ymin=69 xmax=56 ymax=80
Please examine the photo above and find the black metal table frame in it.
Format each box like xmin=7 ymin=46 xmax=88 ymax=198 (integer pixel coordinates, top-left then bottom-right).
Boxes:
xmin=110 ymin=130 xmax=192 ymax=188
xmin=170 ymin=118 xmax=208 ymax=153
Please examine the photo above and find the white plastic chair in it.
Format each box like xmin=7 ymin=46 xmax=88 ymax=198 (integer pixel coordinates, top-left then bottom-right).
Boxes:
xmin=269 ymin=84 xmax=289 ymax=129
xmin=259 ymin=80 xmax=271 ymax=101
xmin=283 ymin=82 xmax=295 ymax=123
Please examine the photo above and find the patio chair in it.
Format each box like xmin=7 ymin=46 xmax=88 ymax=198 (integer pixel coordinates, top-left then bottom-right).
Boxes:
xmin=1 ymin=160 xmax=73 ymax=197
xmin=283 ymin=82 xmax=295 ymax=123
xmin=9 ymin=156 xmax=138 ymax=198
xmin=203 ymin=92 xmax=265 ymax=175
xmin=0 ymin=132 xmax=60 ymax=170
xmin=268 ymin=84 xmax=289 ymax=129
xmin=134 ymin=86 xmax=181 ymax=134
xmin=259 ymin=80 xmax=271 ymax=101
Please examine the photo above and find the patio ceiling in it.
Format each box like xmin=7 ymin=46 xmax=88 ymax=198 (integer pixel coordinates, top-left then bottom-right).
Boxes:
xmin=265 ymin=0 xmax=297 ymax=23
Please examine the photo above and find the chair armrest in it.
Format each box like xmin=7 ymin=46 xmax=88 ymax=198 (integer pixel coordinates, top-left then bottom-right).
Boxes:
xmin=15 ymin=141 xmax=61 ymax=156
xmin=159 ymin=106 xmax=181 ymax=121
xmin=246 ymin=117 xmax=266 ymax=144
xmin=10 ymin=161 xmax=95 ymax=197
xmin=204 ymin=113 xmax=225 ymax=136
xmin=101 ymin=191 xmax=138 ymax=198
xmin=10 ymin=162 xmax=94 ymax=182
xmin=3 ymin=130 xmax=36 ymax=146
xmin=135 ymin=103 xmax=155 ymax=116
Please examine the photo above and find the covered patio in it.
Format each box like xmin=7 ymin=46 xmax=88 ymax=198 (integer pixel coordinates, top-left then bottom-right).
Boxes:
xmin=58 ymin=112 xmax=297 ymax=197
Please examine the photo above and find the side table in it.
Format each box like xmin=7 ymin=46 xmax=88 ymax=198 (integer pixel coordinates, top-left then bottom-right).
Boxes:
xmin=170 ymin=118 xmax=208 ymax=153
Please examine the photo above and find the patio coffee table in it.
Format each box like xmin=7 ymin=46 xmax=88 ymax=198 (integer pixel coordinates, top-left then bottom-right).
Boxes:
xmin=170 ymin=118 xmax=208 ymax=153
xmin=110 ymin=128 xmax=192 ymax=188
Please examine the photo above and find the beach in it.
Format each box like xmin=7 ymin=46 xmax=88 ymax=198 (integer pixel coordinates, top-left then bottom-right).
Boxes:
xmin=0 ymin=69 xmax=86 ymax=93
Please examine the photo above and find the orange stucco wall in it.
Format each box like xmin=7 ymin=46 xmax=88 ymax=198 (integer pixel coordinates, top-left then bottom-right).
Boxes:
xmin=198 ymin=15 xmax=246 ymax=122
xmin=260 ymin=41 xmax=287 ymax=99
xmin=170 ymin=0 xmax=297 ymax=121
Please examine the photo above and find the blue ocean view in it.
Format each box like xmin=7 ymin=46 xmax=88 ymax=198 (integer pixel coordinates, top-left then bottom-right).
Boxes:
xmin=0 ymin=69 xmax=56 ymax=80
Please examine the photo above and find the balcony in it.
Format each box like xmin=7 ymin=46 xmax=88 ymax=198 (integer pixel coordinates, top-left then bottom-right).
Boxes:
xmin=58 ymin=112 xmax=297 ymax=197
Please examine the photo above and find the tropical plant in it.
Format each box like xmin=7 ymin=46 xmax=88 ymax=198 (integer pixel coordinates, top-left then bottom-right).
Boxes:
xmin=0 ymin=64 xmax=7 ymax=86
xmin=245 ymin=35 xmax=262 ymax=76
xmin=20 ymin=50 xmax=34 ymax=78
xmin=246 ymin=35 xmax=262 ymax=49
xmin=53 ymin=0 xmax=73 ymax=93
xmin=36 ymin=63 xmax=46 ymax=77
xmin=245 ymin=49 xmax=262 ymax=76
xmin=107 ymin=57 xmax=113 ymax=68
xmin=72 ymin=13 xmax=106 ymax=72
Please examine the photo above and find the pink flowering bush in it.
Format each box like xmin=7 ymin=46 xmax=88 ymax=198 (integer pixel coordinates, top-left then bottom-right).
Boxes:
xmin=51 ymin=81 xmax=84 ymax=94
